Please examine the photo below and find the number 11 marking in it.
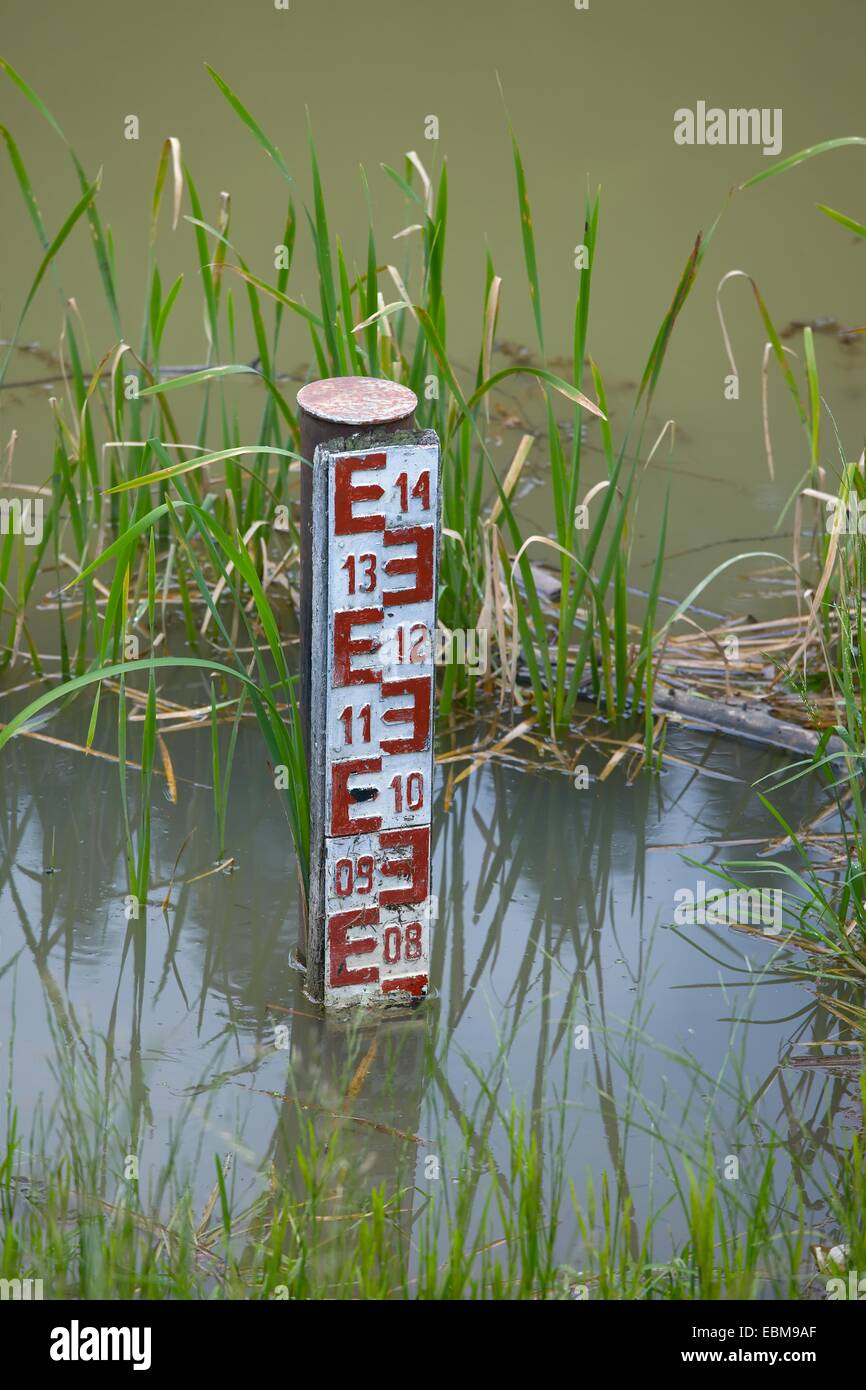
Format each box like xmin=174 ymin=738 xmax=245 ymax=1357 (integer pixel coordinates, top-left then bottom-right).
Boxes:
xmin=339 ymin=704 xmax=372 ymax=744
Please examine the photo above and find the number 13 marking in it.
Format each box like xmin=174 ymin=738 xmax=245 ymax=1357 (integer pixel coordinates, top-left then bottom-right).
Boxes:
xmin=342 ymin=553 xmax=377 ymax=594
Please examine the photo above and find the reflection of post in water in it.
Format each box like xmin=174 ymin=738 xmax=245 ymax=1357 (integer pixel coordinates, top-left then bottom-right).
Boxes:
xmin=269 ymin=989 xmax=429 ymax=1280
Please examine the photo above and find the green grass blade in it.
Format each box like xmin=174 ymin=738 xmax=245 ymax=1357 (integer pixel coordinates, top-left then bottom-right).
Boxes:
xmin=738 ymin=137 xmax=866 ymax=191
xmin=206 ymin=66 xmax=294 ymax=187
xmin=816 ymin=203 xmax=866 ymax=239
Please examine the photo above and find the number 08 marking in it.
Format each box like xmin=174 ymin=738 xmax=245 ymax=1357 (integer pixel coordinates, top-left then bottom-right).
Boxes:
xmin=383 ymin=921 xmax=423 ymax=964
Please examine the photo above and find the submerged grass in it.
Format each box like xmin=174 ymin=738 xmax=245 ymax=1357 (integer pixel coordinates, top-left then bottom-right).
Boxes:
xmin=2 ymin=999 xmax=863 ymax=1301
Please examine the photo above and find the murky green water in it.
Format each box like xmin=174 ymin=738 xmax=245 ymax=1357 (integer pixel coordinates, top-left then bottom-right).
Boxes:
xmin=1 ymin=0 xmax=864 ymax=1281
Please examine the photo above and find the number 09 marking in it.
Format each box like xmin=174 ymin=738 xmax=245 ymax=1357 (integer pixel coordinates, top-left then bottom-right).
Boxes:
xmin=334 ymin=854 xmax=375 ymax=896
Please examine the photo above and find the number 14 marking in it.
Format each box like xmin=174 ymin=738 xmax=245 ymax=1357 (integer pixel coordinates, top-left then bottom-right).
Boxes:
xmin=396 ymin=471 xmax=430 ymax=512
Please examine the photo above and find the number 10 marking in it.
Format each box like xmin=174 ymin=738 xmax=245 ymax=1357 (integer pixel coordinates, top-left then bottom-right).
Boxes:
xmin=391 ymin=771 xmax=424 ymax=813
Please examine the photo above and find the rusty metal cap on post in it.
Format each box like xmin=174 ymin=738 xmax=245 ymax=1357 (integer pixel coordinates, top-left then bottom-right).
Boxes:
xmin=296 ymin=375 xmax=417 ymax=428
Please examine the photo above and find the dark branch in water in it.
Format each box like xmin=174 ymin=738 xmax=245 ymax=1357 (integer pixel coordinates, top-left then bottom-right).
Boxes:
xmin=0 ymin=357 xmax=298 ymax=392
xmin=517 ymin=658 xmax=846 ymax=760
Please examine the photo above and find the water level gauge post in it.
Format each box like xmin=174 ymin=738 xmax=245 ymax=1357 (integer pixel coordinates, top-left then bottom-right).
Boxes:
xmin=297 ymin=378 xmax=440 ymax=1008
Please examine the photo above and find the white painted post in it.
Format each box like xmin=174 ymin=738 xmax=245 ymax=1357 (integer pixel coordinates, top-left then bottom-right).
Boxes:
xmin=297 ymin=379 xmax=439 ymax=1008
